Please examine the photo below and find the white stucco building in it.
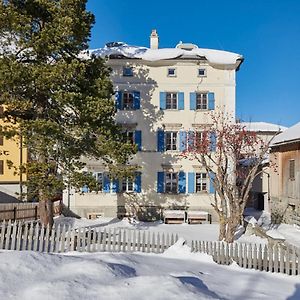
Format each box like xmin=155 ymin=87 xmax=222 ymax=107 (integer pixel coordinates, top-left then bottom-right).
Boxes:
xmin=64 ymin=30 xmax=244 ymax=221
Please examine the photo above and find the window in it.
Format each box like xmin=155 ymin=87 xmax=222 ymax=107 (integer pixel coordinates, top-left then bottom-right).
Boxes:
xmin=122 ymin=92 xmax=134 ymax=110
xmin=167 ymin=68 xmax=176 ymax=77
xmin=124 ymin=131 xmax=135 ymax=144
xmin=165 ymin=132 xmax=177 ymax=151
xmin=289 ymin=159 xmax=295 ymax=180
xmin=166 ymin=93 xmax=177 ymax=109
xmin=195 ymin=173 xmax=207 ymax=192
xmin=0 ymin=160 xmax=4 ymax=175
xmin=196 ymin=93 xmax=208 ymax=110
xmin=123 ymin=67 xmax=133 ymax=77
xmin=198 ymin=68 xmax=207 ymax=77
xmin=121 ymin=177 xmax=134 ymax=192
xmin=165 ymin=172 xmax=178 ymax=193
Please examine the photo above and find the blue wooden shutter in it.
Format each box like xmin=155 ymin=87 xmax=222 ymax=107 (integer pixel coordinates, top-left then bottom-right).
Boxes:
xmin=178 ymin=171 xmax=186 ymax=194
xmin=178 ymin=92 xmax=184 ymax=110
xmin=134 ymin=172 xmax=142 ymax=193
xmin=135 ymin=130 xmax=142 ymax=151
xmin=81 ymin=185 xmax=89 ymax=193
xmin=157 ymin=129 xmax=165 ymax=152
xmin=190 ymin=92 xmax=196 ymax=110
xmin=157 ymin=172 xmax=165 ymax=193
xmin=133 ymin=91 xmax=140 ymax=109
xmin=103 ymin=173 xmax=110 ymax=193
xmin=115 ymin=91 xmax=122 ymax=110
xmin=210 ymin=132 xmax=217 ymax=152
xmin=112 ymin=178 xmax=119 ymax=193
xmin=160 ymin=92 xmax=166 ymax=110
xmin=188 ymin=131 xmax=195 ymax=150
xmin=209 ymin=172 xmax=215 ymax=194
xmin=179 ymin=131 xmax=187 ymax=152
xmin=208 ymin=92 xmax=215 ymax=110
xmin=188 ymin=172 xmax=195 ymax=193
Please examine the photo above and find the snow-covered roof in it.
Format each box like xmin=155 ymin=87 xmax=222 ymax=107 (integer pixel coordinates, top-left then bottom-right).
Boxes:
xmin=271 ymin=121 xmax=300 ymax=146
xmin=240 ymin=122 xmax=287 ymax=133
xmin=89 ymin=42 xmax=243 ymax=66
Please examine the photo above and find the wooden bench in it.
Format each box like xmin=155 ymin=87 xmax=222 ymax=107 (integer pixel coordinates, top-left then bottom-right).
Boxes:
xmin=187 ymin=211 xmax=211 ymax=224
xmin=164 ymin=210 xmax=185 ymax=224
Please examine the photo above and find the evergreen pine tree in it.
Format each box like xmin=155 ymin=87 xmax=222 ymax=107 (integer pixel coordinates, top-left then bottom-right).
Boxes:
xmin=0 ymin=0 xmax=136 ymax=226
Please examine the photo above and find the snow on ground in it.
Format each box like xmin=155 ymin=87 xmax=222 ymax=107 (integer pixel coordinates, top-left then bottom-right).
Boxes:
xmin=54 ymin=216 xmax=268 ymax=246
xmin=269 ymin=224 xmax=300 ymax=248
xmin=1 ymin=240 xmax=299 ymax=300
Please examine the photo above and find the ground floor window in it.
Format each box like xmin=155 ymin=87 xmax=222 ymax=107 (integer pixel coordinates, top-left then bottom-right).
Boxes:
xmin=121 ymin=176 xmax=134 ymax=192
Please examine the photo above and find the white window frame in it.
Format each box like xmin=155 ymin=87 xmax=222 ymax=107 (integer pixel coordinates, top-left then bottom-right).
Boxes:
xmin=123 ymin=66 xmax=133 ymax=77
xmin=124 ymin=130 xmax=135 ymax=145
xmin=165 ymin=172 xmax=178 ymax=194
xmin=122 ymin=91 xmax=134 ymax=110
xmin=198 ymin=68 xmax=207 ymax=77
xmin=167 ymin=68 xmax=177 ymax=77
xmin=165 ymin=131 xmax=178 ymax=151
xmin=166 ymin=92 xmax=177 ymax=109
xmin=195 ymin=172 xmax=207 ymax=192
xmin=121 ymin=176 xmax=134 ymax=192
xmin=196 ymin=93 xmax=208 ymax=110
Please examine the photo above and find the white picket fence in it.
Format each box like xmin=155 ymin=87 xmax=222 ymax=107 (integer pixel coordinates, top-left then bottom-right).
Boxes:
xmin=191 ymin=240 xmax=300 ymax=276
xmin=0 ymin=220 xmax=178 ymax=254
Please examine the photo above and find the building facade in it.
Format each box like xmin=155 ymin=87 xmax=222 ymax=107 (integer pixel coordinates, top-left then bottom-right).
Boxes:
xmin=240 ymin=122 xmax=286 ymax=212
xmin=0 ymin=106 xmax=27 ymax=202
xmin=64 ymin=30 xmax=243 ymax=221
xmin=269 ymin=122 xmax=300 ymax=224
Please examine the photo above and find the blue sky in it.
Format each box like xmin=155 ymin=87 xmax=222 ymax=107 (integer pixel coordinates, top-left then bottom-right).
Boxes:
xmin=87 ymin=0 xmax=300 ymax=127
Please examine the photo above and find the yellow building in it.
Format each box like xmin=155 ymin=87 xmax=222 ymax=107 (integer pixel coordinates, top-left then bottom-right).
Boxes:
xmin=0 ymin=106 xmax=27 ymax=202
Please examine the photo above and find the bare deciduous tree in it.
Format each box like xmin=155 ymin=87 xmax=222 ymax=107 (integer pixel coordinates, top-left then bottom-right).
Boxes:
xmin=182 ymin=112 xmax=272 ymax=242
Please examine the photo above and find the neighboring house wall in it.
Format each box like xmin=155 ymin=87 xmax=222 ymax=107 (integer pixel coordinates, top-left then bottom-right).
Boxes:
xmin=270 ymin=142 xmax=300 ymax=224
xmin=64 ymin=37 xmax=242 ymax=221
xmin=0 ymin=113 xmax=27 ymax=202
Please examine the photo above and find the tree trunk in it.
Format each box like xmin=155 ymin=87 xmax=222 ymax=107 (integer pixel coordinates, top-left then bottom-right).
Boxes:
xmin=39 ymin=196 xmax=54 ymax=228
xmin=219 ymin=217 xmax=226 ymax=240
xmin=224 ymin=214 xmax=240 ymax=243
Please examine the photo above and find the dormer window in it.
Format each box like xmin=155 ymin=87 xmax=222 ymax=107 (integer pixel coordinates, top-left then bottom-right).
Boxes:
xmin=198 ymin=68 xmax=206 ymax=77
xmin=123 ymin=67 xmax=133 ymax=77
xmin=167 ymin=68 xmax=176 ymax=77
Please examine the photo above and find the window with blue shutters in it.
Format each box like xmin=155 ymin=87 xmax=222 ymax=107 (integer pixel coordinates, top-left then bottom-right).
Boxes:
xmin=165 ymin=172 xmax=178 ymax=193
xmin=196 ymin=93 xmax=208 ymax=110
xmin=116 ymin=91 xmax=140 ymax=110
xmin=195 ymin=173 xmax=207 ymax=192
xmin=121 ymin=176 xmax=134 ymax=192
xmin=160 ymin=92 xmax=184 ymax=110
xmin=165 ymin=131 xmax=178 ymax=151
xmin=103 ymin=173 xmax=111 ymax=193
xmin=123 ymin=130 xmax=142 ymax=151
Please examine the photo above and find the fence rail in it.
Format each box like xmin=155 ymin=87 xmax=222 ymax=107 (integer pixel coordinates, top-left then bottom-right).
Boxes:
xmin=191 ymin=240 xmax=299 ymax=276
xmin=0 ymin=220 xmax=178 ymax=254
xmin=0 ymin=202 xmax=61 ymax=222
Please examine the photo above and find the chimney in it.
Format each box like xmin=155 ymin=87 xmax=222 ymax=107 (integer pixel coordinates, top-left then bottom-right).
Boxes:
xmin=150 ymin=29 xmax=159 ymax=49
